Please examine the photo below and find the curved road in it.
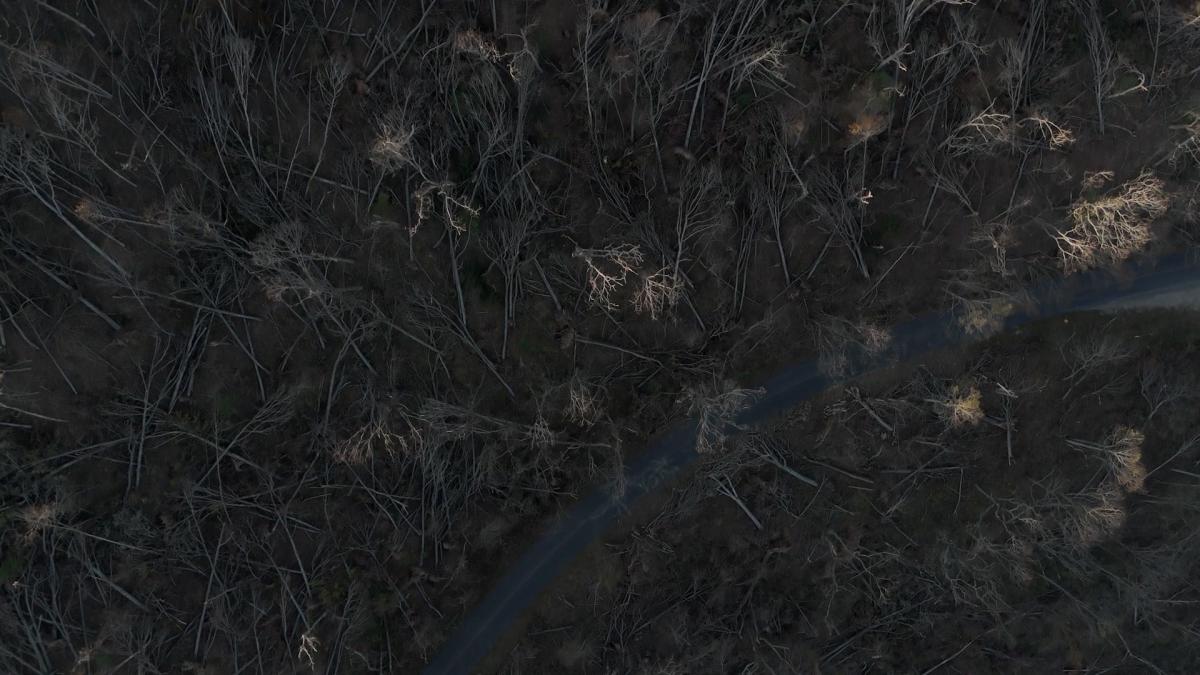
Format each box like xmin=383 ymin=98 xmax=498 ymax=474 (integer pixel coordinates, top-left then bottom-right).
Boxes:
xmin=424 ymin=253 xmax=1200 ymax=674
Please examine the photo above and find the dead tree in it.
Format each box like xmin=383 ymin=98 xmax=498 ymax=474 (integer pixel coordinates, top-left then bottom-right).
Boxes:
xmin=1000 ymin=0 xmax=1048 ymax=121
xmin=751 ymin=128 xmax=809 ymax=289
xmin=681 ymin=0 xmax=786 ymax=148
xmin=809 ymin=162 xmax=870 ymax=280
xmin=1075 ymin=0 xmax=1146 ymax=135
xmin=1056 ymin=171 xmax=1167 ymax=271
xmin=573 ymin=243 xmax=644 ymax=310
xmin=867 ymin=0 xmax=973 ymax=75
xmin=0 ymin=130 xmax=128 ymax=278
xmin=482 ymin=206 xmax=545 ymax=359
xmin=412 ymin=289 xmax=514 ymax=398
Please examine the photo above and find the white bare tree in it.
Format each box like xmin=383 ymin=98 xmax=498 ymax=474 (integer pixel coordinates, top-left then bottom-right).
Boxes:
xmin=1056 ymin=170 xmax=1167 ymax=271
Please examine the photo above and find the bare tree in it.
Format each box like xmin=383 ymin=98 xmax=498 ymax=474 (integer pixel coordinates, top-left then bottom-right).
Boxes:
xmin=573 ymin=243 xmax=644 ymax=310
xmin=998 ymin=0 xmax=1047 ymax=120
xmin=868 ymin=0 xmax=974 ymax=75
xmin=1056 ymin=170 xmax=1167 ymax=271
xmin=680 ymin=0 xmax=782 ymax=148
xmin=809 ymin=162 xmax=870 ymax=280
xmin=482 ymin=205 xmax=546 ymax=358
xmin=688 ymin=383 xmax=763 ymax=455
xmin=308 ymin=56 xmax=352 ymax=189
xmin=750 ymin=127 xmax=809 ymax=288
xmin=0 ymin=45 xmax=132 ymax=185
xmin=566 ymin=374 xmax=606 ymax=428
xmin=1139 ymin=359 xmax=1192 ymax=421
xmin=1075 ymin=0 xmax=1146 ymax=135
xmin=1067 ymin=427 xmax=1147 ymax=494
xmin=943 ymin=105 xmax=1013 ymax=157
xmin=812 ymin=315 xmax=891 ymax=377
xmin=0 ymin=129 xmax=128 ymax=277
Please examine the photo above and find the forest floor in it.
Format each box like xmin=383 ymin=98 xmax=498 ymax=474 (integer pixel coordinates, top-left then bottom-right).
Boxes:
xmin=2 ymin=1 xmax=1200 ymax=673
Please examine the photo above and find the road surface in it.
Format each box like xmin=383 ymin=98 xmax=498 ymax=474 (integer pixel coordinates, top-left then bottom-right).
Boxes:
xmin=423 ymin=253 xmax=1200 ymax=675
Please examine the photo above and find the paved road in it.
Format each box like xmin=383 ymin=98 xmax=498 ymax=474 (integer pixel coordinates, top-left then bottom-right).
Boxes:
xmin=423 ymin=253 xmax=1200 ymax=675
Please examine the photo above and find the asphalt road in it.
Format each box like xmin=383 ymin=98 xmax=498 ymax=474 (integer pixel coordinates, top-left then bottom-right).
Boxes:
xmin=423 ymin=253 xmax=1200 ymax=675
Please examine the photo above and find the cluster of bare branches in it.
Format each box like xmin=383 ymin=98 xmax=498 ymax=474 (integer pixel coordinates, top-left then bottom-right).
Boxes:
xmin=1068 ymin=426 xmax=1147 ymax=493
xmin=1139 ymin=358 xmax=1194 ymax=421
xmin=687 ymin=382 xmax=763 ymax=456
xmin=945 ymin=220 xmax=1032 ymax=335
xmin=920 ymin=377 xmax=986 ymax=431
xmin=332 ymin=399 xmax=414 ymax=465
xmin=1057 ymin=170 xmax=1168 ymax=271
xmin=812 ymin=315 xmax=891 ymax=377
xmin=943 ymin=105 xmax=1077 ymax=158
xmin=636 ymin=162 xmax=726 ymax=321
xmin=1166 ymin=112 xmax=1200 ymax=170
xmin=566 ymin=374 xmax=607 ymax=428
xmin=573 ymin=243 xmax=644 ymax=309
